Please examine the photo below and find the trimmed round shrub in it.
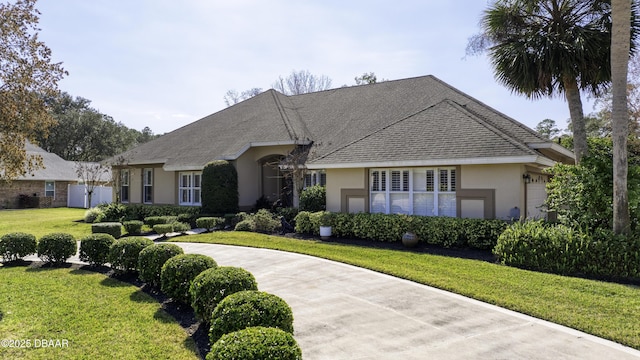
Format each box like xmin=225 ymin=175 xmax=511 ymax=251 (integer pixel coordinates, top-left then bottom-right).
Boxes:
xmin=173 ymin=222 xmax=191 ymax=233
xmin=84 ymin=207 xmax=104 ymax=223
xmin=207 ymin=327 xmax=302 ymax=360
xmin=190 ymin=266 xmax=258 ymax=322
xmin=201 ymin=160 xmax=239 ymax=215
xmin=79 ymin=233 xmax=116 ymax=266
xmin=196 ymin=217 xmax=225 ymax=231
xmin=138 ymin=243 xmax=184 ymax=287
xmin=123 ymin=220 xmax=144 ymax=235
xmin=299 ymin=184 xmax=326 ymax=211
xmin=37 ymin=233 xmax=77 ymax=264
xmin=209 ymin=290 xmax=293 ymax=344
xmin=0 ymin=232 xmax=37 ymax=262
xmin=153 ymin=224 xmax=174 ymax=236
xmin=161 ymin=254 xmax=217 ymax=304
xmin=144 ymin=216 xmax=177 ymax=226
xmin=234 ymin=219 xmax=255 ymax=232
xmin=91 ymin=222 xmax=122 ymax=238
xmin=251 ymin=209 xmax=280 ymax=233
xmin=108 ymin=237 xmax=154 ymax=272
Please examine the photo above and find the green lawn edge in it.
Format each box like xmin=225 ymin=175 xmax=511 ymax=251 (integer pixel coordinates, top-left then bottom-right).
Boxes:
xmin=172 ymin=231 xmax=640 ymax=350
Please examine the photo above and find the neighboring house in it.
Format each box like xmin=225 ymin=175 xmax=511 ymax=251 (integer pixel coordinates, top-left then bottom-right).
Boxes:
xmin=110 ymin=75 xmax=574 ymax=220
xmin=0 ymin=142 xmax=79 ymax=208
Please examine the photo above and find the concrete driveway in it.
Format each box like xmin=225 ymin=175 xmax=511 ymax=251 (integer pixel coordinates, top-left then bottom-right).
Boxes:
xmin=175 ymin=242 xmax=640 ymax=360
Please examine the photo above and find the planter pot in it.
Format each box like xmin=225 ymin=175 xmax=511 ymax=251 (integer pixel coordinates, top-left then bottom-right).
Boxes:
xmin=402 ymin=231 xmax=419 ymax=248
xmin=319 ymin=226 xmax=332 ymax=240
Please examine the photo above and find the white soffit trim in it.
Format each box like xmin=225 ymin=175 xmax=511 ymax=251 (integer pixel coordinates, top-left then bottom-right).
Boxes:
xmin=306 ymin=156 xmax=556 ymax=169
xmin=163 ymin=165 xmax=205 ymax=172
xmin=528 ymin=142 xmax=576 ymax=159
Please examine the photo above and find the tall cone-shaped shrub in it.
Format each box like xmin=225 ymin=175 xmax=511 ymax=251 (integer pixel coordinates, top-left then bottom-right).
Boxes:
xmin=202 ymin=160 xmax=239 ymax=214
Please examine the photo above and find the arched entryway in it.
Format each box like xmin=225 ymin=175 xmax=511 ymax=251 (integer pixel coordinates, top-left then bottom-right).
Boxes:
xmin=259 ymin=155 xmax=292 ymax=207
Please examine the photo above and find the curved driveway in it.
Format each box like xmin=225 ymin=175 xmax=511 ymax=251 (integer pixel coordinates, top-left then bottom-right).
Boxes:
xmin=175 ymin=242 xmax=640 ymax=360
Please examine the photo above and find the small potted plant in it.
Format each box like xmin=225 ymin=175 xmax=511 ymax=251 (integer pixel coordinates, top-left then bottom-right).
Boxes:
xmin=401 ymin=215 xmax=419 ymax=248
xmin=319 ymin=211 xmax=334 ymax=240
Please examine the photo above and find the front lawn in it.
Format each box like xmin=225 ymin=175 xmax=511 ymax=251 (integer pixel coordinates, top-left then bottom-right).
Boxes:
xmin=0 ymin=208 xmax=90 ymax=238
xmin=0 ymin=265 xmax=198 ymax=359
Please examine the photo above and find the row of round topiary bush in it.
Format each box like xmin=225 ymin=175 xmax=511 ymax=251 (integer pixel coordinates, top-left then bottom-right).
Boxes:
xmin=2 ymin=229 xmax=301 ymax=358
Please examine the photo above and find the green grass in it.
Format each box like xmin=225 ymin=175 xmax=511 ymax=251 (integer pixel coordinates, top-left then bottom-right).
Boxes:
xmin=0 ymin=208 xmax=90 ymax=238
xmin=174 ymin=231 xmax=640 ymax=350
xmin=0 ymin=265 xmax=198 ymax=360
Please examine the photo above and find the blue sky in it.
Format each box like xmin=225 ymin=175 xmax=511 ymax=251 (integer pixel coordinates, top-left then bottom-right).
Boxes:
xmin=36 ymin=0 xmax=595 ymax=135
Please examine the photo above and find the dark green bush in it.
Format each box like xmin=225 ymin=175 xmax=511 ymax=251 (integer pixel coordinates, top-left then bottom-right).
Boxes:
xmin=0 ymin=232 xmax=37 ymax=262
xmin=275 ymin=207 xmax=299 ymax=225
xmin=190 ymin=266 xmax=258 ymax=323
xmin=209 ymin=290 xmax=293 ymax=344
xmin=172 ymin=222 xmax=191 ymax=233
xmin=144 ymin=216 xmax=177 ymax=226
xmin=207 ymin=327 xmax=302 ymax=360
xmin=79 ymin=233 xmax=115 ymax=266
xmin=91 ymin=222 xmax=122 ymax=238
xmin=153 ymin=223 xmax=174 ymax=236
xmin=98 ymin=203 xmax=128 ymax=222
xmin=108 ymin=237 xmax=154 ymax=273
xmin=293 ymin=211 xmax=312 ymax=234
xmin=123 ymin=220 xmax=144 ymax=235
xmin=84 ymin=207 xmax=104 ymax=223
xmin=201 ymin=160 xmax=239 ymax=215
xmin=161 ymin=254 xmax=217 ymax=304
xmin=138 ymin=243 xmax=184 ymax=287
xmin=295 ymin=212 xmax=507 ymax=249
xmin=495 ymin=221 xmax=640 ymax=280
xmin=120 ymin=204 xmax=201 ymax=222
xmin=196 ymin=217 xmax=225 ymax=231
xmin=299 ymin=185 xmax=326 ymax=211
xmin=37 ymin=233 xmax=77 ymax=264
xmin=234 ymin=219 xmax=255 ymax=232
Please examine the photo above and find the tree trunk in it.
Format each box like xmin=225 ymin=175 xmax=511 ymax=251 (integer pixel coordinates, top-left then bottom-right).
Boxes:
xmin=611 ymin=0 xmax=631 ymax=235
xmin=563 ymin=77 xmax=588 ymax=163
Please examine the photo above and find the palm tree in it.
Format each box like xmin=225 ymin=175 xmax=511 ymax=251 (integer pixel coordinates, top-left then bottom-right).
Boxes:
xmin=611 ymin=0 xmax=634 ymax=234
xmin=470 ymin=0 xmax=616 ymax=163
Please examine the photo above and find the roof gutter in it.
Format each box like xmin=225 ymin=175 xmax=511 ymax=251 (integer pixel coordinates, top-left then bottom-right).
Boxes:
xmin=306 ymin=155 xmax=556 ymax=169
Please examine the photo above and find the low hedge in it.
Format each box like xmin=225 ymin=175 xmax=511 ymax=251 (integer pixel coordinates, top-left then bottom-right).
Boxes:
xmin=79 ymin=233 xmax=116 ymax=266
xmin=0 ymin=232 xmax=37 ymax=262
xmin=190 ymin=266 xmax=258 ymax=323
xmin=98 ymin=203 xmax=201 ymax=222
xmin=209 ymin=290 xmax=294 ymax=344
xmin=144 ymin=216 xmax=177 ymax=227
xmin=494 ymin=221 xmax=640 ymax=280
xmin=196 ymin=217 xmax=225 ymax=232
xmin=207 ymin=327 xmax=302 ymax=360
xmin=161 ymin=254 xmax=217 ymax=305
xmin=108 ymin=237 xmax=154 ymax=273
xmin=123 ymin=220 xmax=144 ymax=235
xmin=294 ymin=211 xmax=507 ymax=249
xmin=138 ymin=243 xmax=184 ymax=288
xmin=37 ymin=233 xmax=77 ymax=264
xmin=92 ymin=222 xmax=122 ymax=239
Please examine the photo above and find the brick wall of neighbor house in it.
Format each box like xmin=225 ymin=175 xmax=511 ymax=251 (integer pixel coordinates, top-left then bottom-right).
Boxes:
xmin=0 ymin=180 xmax=71 ymax=209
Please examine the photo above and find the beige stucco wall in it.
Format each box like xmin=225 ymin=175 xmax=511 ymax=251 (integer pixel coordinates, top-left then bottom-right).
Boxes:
xmin=326 ymin=168 xmax=366 ymax=212
xmin=154 ymin=167 xmax=175 ymax=204
xmin=235 ymin=145 xmax=295 ymax=209
xmin=460 ymin=164 xmax=525 ymax=219
xmin=128 ymin=168 xmax=142 ymax=204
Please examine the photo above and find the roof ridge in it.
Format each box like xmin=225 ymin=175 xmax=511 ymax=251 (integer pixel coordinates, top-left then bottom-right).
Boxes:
xmin=445 ymin=100 xmax=535 ymax=155
xmin=269 ymin=90 xmax=297 ymax=140
xmin=310 ymin=99 xmax=447 ymax=163
xmin=309 ymin=98 xmax=535 ymax=163
xmin=428 ymin=75 xmax=547 ymax=142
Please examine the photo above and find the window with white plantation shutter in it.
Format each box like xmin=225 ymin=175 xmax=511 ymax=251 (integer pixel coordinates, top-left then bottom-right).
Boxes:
xmin=178 ymin=171 xmax=202 ymax=206
xmin=370 ymin=168 xmax=456 ymax=217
